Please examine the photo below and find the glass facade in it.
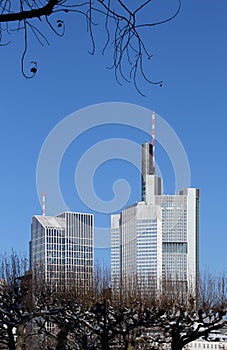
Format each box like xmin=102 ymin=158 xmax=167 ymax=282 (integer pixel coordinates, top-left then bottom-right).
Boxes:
xmin=111 ymin=203 xmax=162 ymax=291
xmin=31 ymin=212 xmax=94 ymax=292
xmin=111 ymin=142 xmax=200 ymax=294
xmin=156 ymin=195 xmax=188 ymax=283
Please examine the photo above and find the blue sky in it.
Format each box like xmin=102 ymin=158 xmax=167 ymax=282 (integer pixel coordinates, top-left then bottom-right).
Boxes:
xmin=0 ymin=0 xmax=226 ymax=272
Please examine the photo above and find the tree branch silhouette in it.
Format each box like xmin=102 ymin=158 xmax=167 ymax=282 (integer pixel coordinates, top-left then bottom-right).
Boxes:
xmin=0 ymin=0 xmax=181 ymax=93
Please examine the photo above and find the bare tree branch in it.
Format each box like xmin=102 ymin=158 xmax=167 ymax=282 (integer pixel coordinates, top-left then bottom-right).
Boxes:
xmin=0 ymin=0 xmax=182 ymax=93
xmin=0 ymin=0 xmax=60 ymax=22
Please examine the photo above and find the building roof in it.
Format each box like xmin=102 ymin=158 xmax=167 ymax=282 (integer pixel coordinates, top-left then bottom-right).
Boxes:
xmin=34 ymin=215 xmax=65 ymax=230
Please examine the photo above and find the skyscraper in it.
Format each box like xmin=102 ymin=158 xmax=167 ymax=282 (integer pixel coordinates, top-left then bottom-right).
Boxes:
xmin=31 ymin=211 xmax=94 ymax=292
xmin=111 ymin=142 xmax=199 ymax=293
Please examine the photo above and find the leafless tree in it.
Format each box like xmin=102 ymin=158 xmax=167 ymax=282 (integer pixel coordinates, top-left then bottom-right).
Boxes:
xmin=146 ymin=273 xmax=227 ymax=350
xmin=0 ymin=0 xmax=181 ymax=94
xmin=24 ymin=270 xmax=227 ymax=350
xmin=0 ymin=250 xmax=29 ymax=350
xmin=1 ymin=252 xmax=226 ymax=350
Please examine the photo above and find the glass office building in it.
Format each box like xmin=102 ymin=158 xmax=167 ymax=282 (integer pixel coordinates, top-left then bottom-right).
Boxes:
xmin=31 ymin=211 xmax=94 ymax=292
xmin=111 ymin=142 xmax=199 ymax=293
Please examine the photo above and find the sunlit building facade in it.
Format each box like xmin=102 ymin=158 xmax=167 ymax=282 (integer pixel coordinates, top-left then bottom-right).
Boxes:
xmin=111 ymin=142 xmax=199 ymax=293
xmin=31 ymin=211 xmax=94 ymax=291
xmin=111 ymin=202 xmax=162 ymax=291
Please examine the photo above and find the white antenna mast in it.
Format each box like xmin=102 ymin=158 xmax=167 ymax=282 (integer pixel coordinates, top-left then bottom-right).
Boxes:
xmin=42 ymin=192 xmax=46 ymax=216
xmin=152 ymin=111 xmax=155 ymax=167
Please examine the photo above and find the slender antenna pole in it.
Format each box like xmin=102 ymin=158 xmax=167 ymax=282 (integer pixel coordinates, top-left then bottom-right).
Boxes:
xmin=42 ymin=192 xmax=46 ymax=216
xmin=152 ymin=111 xmax=155 ymax=167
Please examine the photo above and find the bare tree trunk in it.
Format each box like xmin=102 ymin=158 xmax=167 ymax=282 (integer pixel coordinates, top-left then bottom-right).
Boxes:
xmin=124 ymin=330 xmax=136 ymax=350
xmin=100 ymin=335 xmax=110 ymax=350
xmin=126 ymin=342 xmax=136 ymax=350
xmin=56 ymin=329 xmax=68 ymax=350
xmin=16 ymin=323 xmax=25 ymax=350
xmin=8 ymin=326 xmax=16 ymax=350
xmin=171 ymin=338 xmax=183 ymax=350
xmin=100 ymin=299 xmax=109 ymax=350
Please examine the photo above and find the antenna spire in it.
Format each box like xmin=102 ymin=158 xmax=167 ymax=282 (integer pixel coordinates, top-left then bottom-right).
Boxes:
xmin=152 ymin=111 xmax=155 ymax=167
xmin=42 ymin=192 xmax=46 ymax=216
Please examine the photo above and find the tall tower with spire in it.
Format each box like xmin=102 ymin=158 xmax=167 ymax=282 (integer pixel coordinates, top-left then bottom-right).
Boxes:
xmin=141 ymin=142 xmax=162 ymax=203
xmin=111 ymin=112 xmax=200 ymax=294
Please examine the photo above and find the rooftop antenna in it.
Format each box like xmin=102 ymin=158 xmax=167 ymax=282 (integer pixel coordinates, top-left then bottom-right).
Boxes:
xmin=42 ymin=192 xmax=46 ymax=216
xmin=152 ymin=111 xmax=155 ymax=167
